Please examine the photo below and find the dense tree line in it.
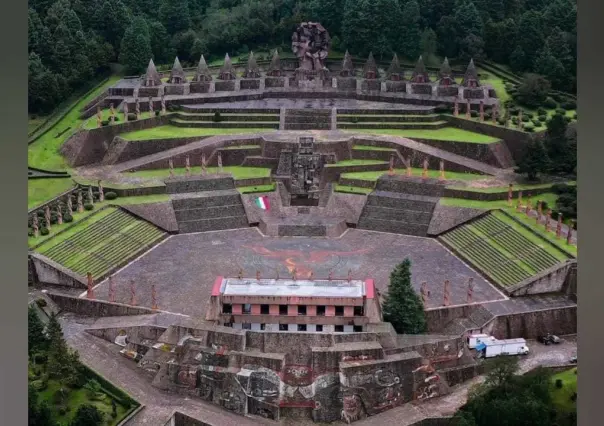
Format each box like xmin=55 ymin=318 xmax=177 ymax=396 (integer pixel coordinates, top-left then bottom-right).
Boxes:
xmin=28 ymin=0 xmax=576 ymax=114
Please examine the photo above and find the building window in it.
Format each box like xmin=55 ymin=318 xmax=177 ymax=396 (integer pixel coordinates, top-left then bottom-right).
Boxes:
xmin=261 ymin=304 xmax=270 ymax=315
xmin=298 ymin=305 xmax=307 ymax=316
xmin=298 ymin=324 xmax=307 ymax=331
xmin=279 ymin=305 xmax=288 ymax=315
xmin=243 ymin=304 xmax=252 ymax=314
xmin=242 ymin=323 xmax=252 ymax=330
xmin=317 ymin=305 xmax=326 ymax=316
xmin=223 ymin=323 xmax=232 ymax=328
xmin=335 ymin=325 xmax=344 ymax=332
xmin=353 ymin=325 xmax=363 ymax=332
xmin=279 ymin=324 xmax=288 ymax=331
xmin=222 ymin=304 xmax=232 ymax=314
xmin=335 ymin=306 xmax=344 ymax=316
xmin=260 ymin=323 xmax=266 ymax=330
xmin=354 ymin=306 xmax=364 ymax=316
xmin=316 ymin=325 xmax=323 ymax=332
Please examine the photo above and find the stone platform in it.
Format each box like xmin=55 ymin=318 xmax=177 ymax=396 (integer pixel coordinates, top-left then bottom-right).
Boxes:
xmin=92 ymin=228 xmax=506 ymax=317
xmin=258 ymin=214 xmax=348 ymax=237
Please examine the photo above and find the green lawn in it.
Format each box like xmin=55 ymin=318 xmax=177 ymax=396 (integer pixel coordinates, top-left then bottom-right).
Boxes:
xmin=325 ymin=159 xmax=387 ymax=167
xmin=342 ymin=168 xmax=485 ymax=181
xmin=124 ymin=166 xmax=271 ymax=180
xmin=446 ymin=181 xmax=576 ymax=193
xmin=237 ymin=184 xmax=276 ymax=194
xmin=83 ymin=110 xmax=156 ymax=129
xmin=28 ymin=179 xmax=75 ymax=209
xmin=550 ymin=368 xmax=577 ymax=415
xmin=119 ymin=125 xmax=273 ymax=141
xmin=28 ymin=116 xmax=47 ymax=135
xmin=346 ymin=127 xmax=500 ymax=143
xmin=28 ymin=76 xmax=122 ymax=171
xmin=334 ymin=184 xmax=373 ymax=195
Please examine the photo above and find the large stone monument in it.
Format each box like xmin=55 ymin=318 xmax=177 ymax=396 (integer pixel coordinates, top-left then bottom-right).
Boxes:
xmin=461 ymin=59 xmax=484 ymax=99
xmin=410 ymin=56 xmax=432 ymax=95
xmin=241 ymin=51 xmax=261 ymax=89
xmin=140 ymin=59 xmax=163 ymax=97
xmin=292 ymin=22 xmax=330 ymax=86
xmin=166 ymin=56 xmax=187 ymax=95
xmin=190 ymin=55 xmax=213 ymax=93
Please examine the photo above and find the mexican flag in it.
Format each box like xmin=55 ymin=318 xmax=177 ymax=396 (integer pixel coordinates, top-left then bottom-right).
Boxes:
xmin=255 ymin=195 xmax=270 ymax=211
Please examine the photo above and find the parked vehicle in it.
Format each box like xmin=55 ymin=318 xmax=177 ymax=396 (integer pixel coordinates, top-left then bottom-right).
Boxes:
xmin=467 ymin=333 xmax=495 ymax=349
xmin=569 ymin=354 xmax=577 ymax=364
xmin=538 ymin=333 xmax=561 ymax=345
xmin=476 ymin=338 xmax=530 ymax=358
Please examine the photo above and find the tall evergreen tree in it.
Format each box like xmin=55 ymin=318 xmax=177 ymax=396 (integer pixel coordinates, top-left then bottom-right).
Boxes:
xmin=160 ymin=0 xmax=192 ymax=35
xmin=94 ymin=0 xmax=132 ymax=53
xmin=544 ymin=113 xmax=574 ymax=175
xmin=70 ymin=404 xmax=104 ymax=426
xmin=119 ymin=17 xmax=153 ymax=74
xmin=515 ymin=139 xmax=550 ymax=181
xmin=382 ymin=259 xmax=427 ymax=334
xmin=399 ymin=0 xmax=421 ymax=59
xmin=420 ymin=28 xmax=438 ymax=65
xmin=28 ymin=305 xmax=47 ymax=356
xmin=454 ymin=1 xmax=484 ymax=38
xmin=436 ymin=15 xmax=459 ymax=58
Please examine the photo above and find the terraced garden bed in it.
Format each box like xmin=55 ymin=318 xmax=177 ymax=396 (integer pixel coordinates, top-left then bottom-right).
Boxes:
xmin=237 ymin=184 xmax=276 ymax=194
xmin=28 ymin=178 xmax=75 ymax=209
xmin=125 ymin=166 xmax=271 ymax=179
xmin=341 ymin=168 xmax=485 ymax=181
xmin=325 ymin=159 xmax=387 ymax=167
xmin=439 ymin=211 xmax=568 ymax=287
xmin=119 ymin=125 xmax=272 ymax=141
xmin=334 ymin=184 xmax=373 ymax=195
xmin=35 ymin=208 xmax=166 ymax=279
xmin=346 ymin=128 xmax=500 ymax=143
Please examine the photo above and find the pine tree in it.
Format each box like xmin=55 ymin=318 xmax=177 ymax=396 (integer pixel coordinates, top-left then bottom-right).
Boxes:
xmin=382 ymin=259 xmax=427 ymax=334
xmin=454 ymin=1 xmax=484 ymax=38
xmin=46 ymin=313 xmax=80 ymax=386
xmin=119 ymin=17 xmax=153 ymax=74
xmin=28 ymin=305 xmax=47 ymax=356
xmin=515 ymin=139 xmax=550 ymax=181
xmin=160 ymin=0 xmax=192 ymax=35
xmin=94 ymin=0 xmax=132 ymax=52
xmin=420 ymin=28 xmax=438 ymax=65
xmin=70 ymin=404 xmax=104 ymax=426
xmin=400 ymin=0 xmax=421 ymax=59
xmin=544 ymin=113 xmax=574 ymax=175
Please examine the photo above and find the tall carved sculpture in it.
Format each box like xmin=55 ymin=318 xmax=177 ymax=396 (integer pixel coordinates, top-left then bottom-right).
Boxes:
xmin=96 ymin=106 xmax=102 ymax=128
xmin=479 ymin=101 xmax=484 ymax=121
xmin=77 ymin=190 xmax=84 ymax=213
xmin=56 ymin=203 xmax=63 ymax=225
xmin=508 ymin=184 xmax=513 ymax=206
xmin=110 ymin=103 xmax=115 ymax=124
xmin=161 ymin=94 xmax=166 ymax=115
xmin=108 ymin=276 xmax=116 ymax=303
xmin=148 ymin=97 xmax=154 ymax=116
xmin=135 ymin=98 xmax=141 ymax=120
xmin=32 ymin=215 xmax=39 ymax=238
xmin=217 ymin=152 xmax=223 ymax=173
xmin=123 ymin=101 xmax=129 ymax=122
xmin=88 ymin=186 xmax=94 ymax=205
xmin=291 ymin=22 xmax=330 ymax=72
xmin=169 ymin=158 xmax=174 ymax=178
xmin=201 ymin=153 xmax=207 ymax=176
xmin=98 ymin=181 xmax=104 ymax=202
xmin=67 ymin=195 xmax=73 ymax=215
xmin=439 ymin=159 xmax=445 ymax=181
xmin=454 ymin=98 xmax=459 ymax=116
xmin=185 ymin=156 xmax=191 ymax=177
xmin=44 ymin=206 xmax=51 ymax=230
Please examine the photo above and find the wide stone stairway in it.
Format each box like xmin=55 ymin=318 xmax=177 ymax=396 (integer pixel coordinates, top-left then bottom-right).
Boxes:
xmin=167 ymin=175 xmax=249 ymax=233
xmin=283 ymin=108 xmax=332 ymax=130
xmin=357 ymin=176 xmax=445 ymax=237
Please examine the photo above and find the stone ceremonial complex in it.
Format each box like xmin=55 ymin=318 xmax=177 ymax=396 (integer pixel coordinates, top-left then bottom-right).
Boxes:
xmin=28 ymin=23 xmax=577 ymax=426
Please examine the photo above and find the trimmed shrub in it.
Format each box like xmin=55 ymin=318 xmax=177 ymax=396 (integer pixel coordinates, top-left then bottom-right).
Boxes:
xmin=105 ymin=191 xmax=118 ymax=200
xmin=213 ymin=111 xmax=222 ymax=122
xmin=532 ymin=119 xmax=541 ymax=126
xmin=127 ymin=113 xmax=137 ymax=121
xmin=564 ymin=116 xmax=572 ymax=123
xmin=167 ymin=104 xmax=178 ymax=112
xmin=40 ymin=227 xmax=49 ymax=236
xmin=538 ymin=114 xmax=547 ymax=121
xmin=537 ymin=107 xmax=547 ymax=115
xmin=561 ymin=100 xmax=576 ymax=110
xmin=484 ymin=112 xmax=492 ymax=120
xmin=64 ymin=214 xmax=73 ymax=223
xmin=551 ymin=183 xmax=575 ymax=194
xmin=521 ymin=115 xmax=530 ymax=122
xmin=497 ymin=118 xmax=506 ymax=125
xmin=555 ymin=379 xmax=563 ymax=388
xmin=101 ymin=120 xmax=110 ymax=126
xmin=84 ymin=203 xmax=94 ymax=211
xmin=524 ymin=112 xmax=534 ymax=119
xmin=543 ymin=97 xmax=557 ymax=108
xmin=35 ymin=298 xmax=47 ymax=308
xmin=470 ymin=110 xmax=478 ymax=118
xmin=509 ymin=107 xmax=519 ymax=115
xmin=512 ymin=116 xmax=519 ymax=124
xmin=570 ymin=392 xmax=577 ymax=402
xmin=28 ymin=229 xmax=34 ymax=237
xmin=555 ymin=108 xmax=566 ymax=116
xmin=113 ymin=116 xmax=120 ymax=122
xmin=523 ymin=124 xmax=534 ymax=132
xmin=573 ymin=113 xmax=577 ymax=119
xmin=155 ymin=110 xmax=161 ymax=117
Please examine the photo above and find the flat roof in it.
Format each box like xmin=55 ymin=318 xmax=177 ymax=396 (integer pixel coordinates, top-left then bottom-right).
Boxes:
xmin=220 ymin=278 xmax=367 ymax=298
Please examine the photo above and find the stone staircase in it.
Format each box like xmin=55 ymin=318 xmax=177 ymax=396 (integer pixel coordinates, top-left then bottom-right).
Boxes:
xmin=167 ymin=176 xmax=249 ymax=233
xmin=283 ymin=108 xmax=332 ymax=130
xmin=356 ymin=176 xmax=445 ymax=237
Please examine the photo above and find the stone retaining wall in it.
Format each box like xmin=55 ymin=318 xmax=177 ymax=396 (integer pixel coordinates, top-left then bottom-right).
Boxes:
xmin=442 ymin=186 xmax=555 ymax=201
xmin=485 ymin=306 xmax=577 ymax=339
xmin=408 ymin=138 xmax=507 ymax=168
xmin=47 ymin=292 xmax=156 ymax=317
xmin=506 ymin=261 xmax=576 ymax=296
xmin=240 ymin=79 xmax=261 ymax=90
xmin=322 ymin=163 xmax=388 ymax=183
xmin=30 ymin=253 xmax=88 ymax=289
xmin=103 ymin=136 xmax=203 ymax=165
xmin=234 ymin=177 xmax=272 ymax=187
xmin=339 ymin=177 xmax=376 ymax=189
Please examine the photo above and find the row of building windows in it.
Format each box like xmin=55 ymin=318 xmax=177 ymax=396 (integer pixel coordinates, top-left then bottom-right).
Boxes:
xmin=223 ymin=323 xmax=364 ymax=332
xmin=222 ymin=303 xmax=364 ymax=316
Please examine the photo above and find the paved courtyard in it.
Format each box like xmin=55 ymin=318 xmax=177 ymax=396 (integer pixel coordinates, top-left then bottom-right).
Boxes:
xmin=92 ymin=228 xmax=506 ymax=316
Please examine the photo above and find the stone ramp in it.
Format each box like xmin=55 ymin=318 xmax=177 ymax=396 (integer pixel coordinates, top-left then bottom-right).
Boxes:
xmin=168 ymin=177 xmax=249 ymax=234
xmin=283 ymin=108 xmax=332 ymax=130
xmin=121 ymin=202 xmax=179 ymax=233
xmin=427 ymin=204 xmax=487 ymax=236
